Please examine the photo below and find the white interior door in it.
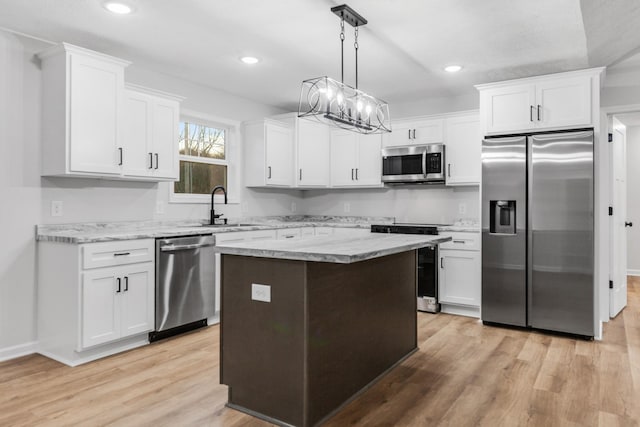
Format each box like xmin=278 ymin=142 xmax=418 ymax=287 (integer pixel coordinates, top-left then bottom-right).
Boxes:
xmin=610 ymin=117 xmax=628 ymax=318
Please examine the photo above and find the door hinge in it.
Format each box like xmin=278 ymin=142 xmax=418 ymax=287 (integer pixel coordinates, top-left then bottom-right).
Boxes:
xmin=609 ymin=280 xmax=613 ymax=289
xmin=609 ymin=206 xmax=613 ymax=216
xmin=608 ymin=133 xmax=613 ymax=142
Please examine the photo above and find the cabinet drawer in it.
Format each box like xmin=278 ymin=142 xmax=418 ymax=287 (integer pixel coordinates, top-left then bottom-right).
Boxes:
xmin=82 ymin=239 xmax=155 ymax=270
xmin=438 ymin=232 xmax=480 ymax=251
xmin=315 ymin=227 xmax=334 ymax=236
xmin=301 ymin=227 xmax=315 ymax=238
xmin=215 ymin=229 xmax=277 ymax=244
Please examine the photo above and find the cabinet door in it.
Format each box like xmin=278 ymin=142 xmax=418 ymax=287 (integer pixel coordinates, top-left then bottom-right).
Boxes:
xmin=536 ymin=76 xmax=591 ymax=130
xmin=69 ymin=53 xmax=123 ymax=175
xmin=152 ymin=98 xmax=180 ymax=179
xmin=265 ymin=123 xmax=294 ymax=186
xmin=355 ymin=133 xmax=382 ymax=186
xmin=385 ymin=123 xmax=413 ymax=147
xmin=297 ymin=120 xmax=330 ymax=187
xmin=484 ymin=84 xmax=536 ymax=134
xmin=122 ymin=90 xmax=153 ymax=177
xmin=120 ymin=263 xmax=155 ymax=338
xmin=445 ymin=114 xmax=481 ymax=185
xmin=413 ymin=119 xmax=444 ymax=144
xmin=439 ymin=249 xmax=481 ymax=307
xmin=82 ymin=269 xmax=121 ymax=348
xmin=330 ymin=130 xmax=358 ymax=186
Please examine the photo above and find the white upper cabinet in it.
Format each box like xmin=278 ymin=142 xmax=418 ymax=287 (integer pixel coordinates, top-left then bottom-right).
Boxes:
xmin=384 ymin=118 xmax=444 ymax=147
xmin=39 ymin=43 xmax=130 ymax=177
xmin=477 ymin=68 xmax=604 ymax=135
xmin=244 ymin=119 xmax=294 ymax=187
xmin=122 ymin=85 xmax=182 ymax=181
xmin=445 ymin=113 xmax=481 ymax=186
xmin=296 ymin=119 xmax=330 ymax=187
xmin=38 ymin=43 xmax=184 ymax=181
xmin=330 ymin=130 xmax=382 ymax=187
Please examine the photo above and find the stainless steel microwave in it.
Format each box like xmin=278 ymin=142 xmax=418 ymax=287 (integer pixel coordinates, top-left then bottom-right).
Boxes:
xmin=381 ymin=144 xmax=445 ymax=183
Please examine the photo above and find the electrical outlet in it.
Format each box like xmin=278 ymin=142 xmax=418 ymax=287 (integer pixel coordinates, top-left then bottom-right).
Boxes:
xmin=156 ymin=201 xmax=165 ymax=215
xmin=51 ymin=201 xmax=63 ymax=217
xmin=344 ymin=202 xmax=351 ymax=213
xmin=251 ymin=283 xmax=271 ymax=303
xmin=291 ymin=202 xmax=297 ymax=212
xmin=458 ymin=203 xmax=467 ymax=215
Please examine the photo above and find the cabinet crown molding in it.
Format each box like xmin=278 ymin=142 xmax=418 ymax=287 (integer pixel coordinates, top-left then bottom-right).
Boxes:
xmin=37 ymin=42 xmax=131 ymax=67
xmin=125 ymin=83 xmax=185 ymax=102
xmin=474 ymin=67 xmax=605 ymax=91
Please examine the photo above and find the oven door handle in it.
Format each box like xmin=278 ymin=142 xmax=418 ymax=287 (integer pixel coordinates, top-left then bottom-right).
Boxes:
xmin=422 ymin=150 xmax=428 ymax=177
xmin=160 ymin=243 xmax=216 ymax=252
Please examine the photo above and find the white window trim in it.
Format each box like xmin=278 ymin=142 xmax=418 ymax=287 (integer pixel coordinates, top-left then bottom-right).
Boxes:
xmin=169 ymin=109 xmax=242 ymax=205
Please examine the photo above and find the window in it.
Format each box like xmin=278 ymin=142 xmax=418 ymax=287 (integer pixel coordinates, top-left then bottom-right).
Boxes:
xmin=170 ymin=111 xmax=240 ymax=204
xmin=175 ymin=120 xmax=227 ymax=195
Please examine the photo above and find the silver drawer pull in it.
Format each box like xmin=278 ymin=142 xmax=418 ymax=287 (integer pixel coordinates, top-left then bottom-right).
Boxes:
xmin=113 ymin=252 xmax=131 ymax=257
xmin=285 ymin=235 xmax=295 ymax=239
xmin=452 ymin=240 xmax=466 ymax=244
xmin=161 ymin=243 xmax=216 ymax=252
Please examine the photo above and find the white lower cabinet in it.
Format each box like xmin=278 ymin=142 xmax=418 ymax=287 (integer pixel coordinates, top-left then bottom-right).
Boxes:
xmin=438 ymin=232 xmax=481 ymax=317
xmin=38 ymin=239 xmax=155 ymax=366
xmin=82 ymin=263 xmax=154 ymax=348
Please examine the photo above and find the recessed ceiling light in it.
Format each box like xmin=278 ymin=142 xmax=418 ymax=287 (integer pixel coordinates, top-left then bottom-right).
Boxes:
xmin=103 ymin=1 xmax=133 ymax=14
xmin=240 ymin=56 xmax=260 ymax=65
xmin=444 ymin=65 xmax=463 ymax=73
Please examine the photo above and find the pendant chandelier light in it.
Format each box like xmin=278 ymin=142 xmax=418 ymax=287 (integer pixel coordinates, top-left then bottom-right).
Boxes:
xmin=298 ymin=4 xmax=391 ymax=134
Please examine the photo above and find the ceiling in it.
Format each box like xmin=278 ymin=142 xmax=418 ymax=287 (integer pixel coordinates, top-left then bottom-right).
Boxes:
xmin=1 ymin=0 xmax=639 ymax=111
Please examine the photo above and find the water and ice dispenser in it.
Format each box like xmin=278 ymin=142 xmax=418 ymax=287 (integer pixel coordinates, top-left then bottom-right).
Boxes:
xmin=489 ymin=200 xmax=516 ymax=234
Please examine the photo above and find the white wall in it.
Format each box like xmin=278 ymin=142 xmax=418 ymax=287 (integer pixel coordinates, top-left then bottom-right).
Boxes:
xmin=0 ymin=30 xmax=298 ymax=356
xmin=301 ymin=186 xmax=479 ymax=224
xmin=627 ymin=126 xmax=640 ymax=274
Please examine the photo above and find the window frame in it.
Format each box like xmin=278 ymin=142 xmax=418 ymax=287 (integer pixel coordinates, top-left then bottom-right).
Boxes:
xmin=169 ymin=109 xmax=241 ymax=205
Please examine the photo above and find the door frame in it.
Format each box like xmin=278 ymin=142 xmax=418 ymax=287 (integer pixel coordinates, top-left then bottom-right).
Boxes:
xmin=600 ymin=104 xmax=640 ymax=325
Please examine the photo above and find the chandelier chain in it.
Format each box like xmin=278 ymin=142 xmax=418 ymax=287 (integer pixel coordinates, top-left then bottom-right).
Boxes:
xmin=340 ymin=18 xmax=345 ymax=84
xmin=354 ymin=26 xmax=359 ymax=90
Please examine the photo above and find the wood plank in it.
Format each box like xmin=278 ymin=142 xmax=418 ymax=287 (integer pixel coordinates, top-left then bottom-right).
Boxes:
xmin=1 ymin=278 xmax=639 ymax=426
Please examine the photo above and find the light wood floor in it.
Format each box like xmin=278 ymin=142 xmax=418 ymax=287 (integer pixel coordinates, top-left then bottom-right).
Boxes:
xmin=2 ymin=278 xmax=640 ymax=427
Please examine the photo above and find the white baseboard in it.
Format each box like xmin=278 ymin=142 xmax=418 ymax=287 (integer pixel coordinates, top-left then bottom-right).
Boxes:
xmin=0 ymin=341 xmax=37 ymax=362
xmin=627 ymin=269 xmax=640 ymax=276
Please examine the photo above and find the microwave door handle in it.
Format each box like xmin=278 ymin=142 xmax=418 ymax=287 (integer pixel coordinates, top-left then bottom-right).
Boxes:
xmin=422 ymin=151 xmax=428 ymax=177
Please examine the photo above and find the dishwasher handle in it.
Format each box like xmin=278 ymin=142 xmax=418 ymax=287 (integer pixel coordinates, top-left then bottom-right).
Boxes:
xmin=160 ymin=242 xmax=216 ymax=252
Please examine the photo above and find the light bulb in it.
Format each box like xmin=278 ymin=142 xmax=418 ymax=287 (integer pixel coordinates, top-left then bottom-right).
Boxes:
xmin=365 ymin=104 xmax=372 ymax=114
xmin=356 ymin=101 xmax=363 ymax=111
xmin=103 ymin=1 xmax=133 ymax=14
xmin=326 ymin=88 xmax=333 ymax=99
xmin=337 ymin=92 xmax=344 ymax=104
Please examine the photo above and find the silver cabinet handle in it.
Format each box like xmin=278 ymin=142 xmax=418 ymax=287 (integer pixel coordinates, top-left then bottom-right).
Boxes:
xmin=160 ymin=243 xmax=216 ymax=252
xmin=355 ymin=168 xmax=359 ymax=180
xmin=422 ymin=151 xmax=427 ymax=177
xmin=124 ymin=276 xmax=128 ymax=292
xmin=351 ymin=168 xmax=354 ymax=180
xmin=299 ymin=168 xmax=302 ymax=181
xmin=448 ymin=163 xmax=451 ymax=177
xmin=267 ymin=166 xmax=272 ymax=179
xmin=118 ymin=147 xmax=123 ymax=166
xmin=412 ymin=129 xmax=416 ymax=139
xmin=453 ymin=240 xmax=465 ymax=244
xmin=440 ymin=257 xmax=444 ymax=269
xmin=530 ymin=105 xmax=534 ymax=122
xmin=408 ymin=129 xmax=411 ymax=139
xmin=537 ymin=104 xmax=541 ymax=121
xmin=116 ymin=277 xmax=121 ymax=293
xmin=148 ymin=152 xmax=153 ymax=169
xmin=155 ymin=153 xmax=159 ymax=170
xmin=113 ymin=252 xmax=131 ymax=257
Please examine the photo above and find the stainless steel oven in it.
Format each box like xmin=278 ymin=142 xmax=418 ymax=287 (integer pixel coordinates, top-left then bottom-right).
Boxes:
xmin=381 ymin=143 xmax=445 ymax=184
xmin=371 ymin=224 xmax=440 ymax=313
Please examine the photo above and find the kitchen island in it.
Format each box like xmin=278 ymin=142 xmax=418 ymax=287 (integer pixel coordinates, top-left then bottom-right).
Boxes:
xmin=215 ymin=233 xmax=449 ymax=427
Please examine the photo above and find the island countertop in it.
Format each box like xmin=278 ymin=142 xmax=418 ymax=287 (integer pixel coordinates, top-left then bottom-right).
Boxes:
xmin=214 ymin=233 xmax=450 ymax=263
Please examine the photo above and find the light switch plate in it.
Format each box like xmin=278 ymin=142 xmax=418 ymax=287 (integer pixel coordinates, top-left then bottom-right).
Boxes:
xmin=458 ymin=203 xmax=467 ymax=215
xmin=251 ymin=283 xmax=271 ymax=303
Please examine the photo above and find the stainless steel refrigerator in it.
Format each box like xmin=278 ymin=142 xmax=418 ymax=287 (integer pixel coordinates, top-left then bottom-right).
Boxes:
xmin=481 ymin=130 xmax=594 ymax=337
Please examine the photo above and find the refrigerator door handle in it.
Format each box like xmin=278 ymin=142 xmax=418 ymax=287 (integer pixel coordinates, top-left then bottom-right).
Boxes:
xmin=526 ymin=136 xmax=533 ymax=327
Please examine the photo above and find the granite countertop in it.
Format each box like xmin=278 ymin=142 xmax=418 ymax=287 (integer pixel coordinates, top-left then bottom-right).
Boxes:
xmin=35 ymin=216 xmax=479 ymax=244
xmin=35 ymin=216 xmax=395 ymax=244
xmin=214 ymin=233 xmax=451 ymax=264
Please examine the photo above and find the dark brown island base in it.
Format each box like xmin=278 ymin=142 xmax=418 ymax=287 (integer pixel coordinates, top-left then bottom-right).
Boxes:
xmin=215 ymin=233 xmax=449 ymax=427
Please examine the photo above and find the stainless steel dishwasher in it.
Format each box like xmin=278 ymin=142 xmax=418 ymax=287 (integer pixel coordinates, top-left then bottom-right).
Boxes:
xmin=150 ymin=234 xmax=216 ymax=341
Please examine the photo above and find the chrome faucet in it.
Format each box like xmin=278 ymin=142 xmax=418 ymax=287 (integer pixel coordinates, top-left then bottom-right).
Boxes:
xmin=210 ymin=186 xmax=228 ymax=225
